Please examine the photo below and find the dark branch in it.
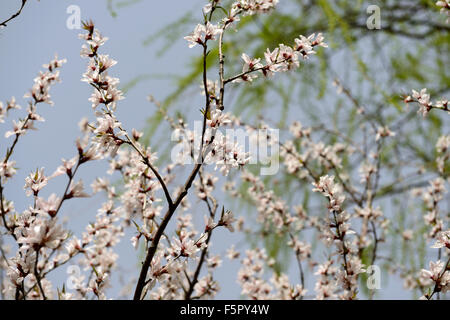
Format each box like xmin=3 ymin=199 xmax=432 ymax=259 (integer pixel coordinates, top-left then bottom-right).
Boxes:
xmin=0 ymin=0 xmax=28 ymax=28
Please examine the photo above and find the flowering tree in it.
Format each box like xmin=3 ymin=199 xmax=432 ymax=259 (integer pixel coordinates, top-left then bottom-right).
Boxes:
xmin=0 ymin=0 xmax=448 ymax=300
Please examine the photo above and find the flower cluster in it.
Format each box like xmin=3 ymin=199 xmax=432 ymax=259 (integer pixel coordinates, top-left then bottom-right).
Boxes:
xmin=184 ymin=22 xmax=222 ymax=48
xmin=436 ymin=0 xmax=450 ymax=23
xmin=0 ymin=97 xmax=20 ymax=123
xmin=241 ymin=170 xmax=298 ymax=232
xmin=0 ymin=160 xmax=16 ymax=180
xmin=421 ymin=177 xmax=447 ymax=239
xmin=280 ymin=121 xmax=349 ymax=178
xmin=432 ymin=231 xmax=450 ymax=249
xmin=237 ymin=248 xmax=307 ymax=299
xmin=4 ymin=56 xmax=65 ymax=140
xmin=24 ymin=56 xmax=66 ymax=106
xmin=171 ymin=110 xmax=250 ymax=175
xmin=233 ymin=33 xmax=327 ymax=83
xmin=436 ymin=135 xmax=449 ymax=174
xmin=233 ymin=0 xmax=279 ymax=16
xmin=312 ymin=175 xmax=346 ymax=212
xmin=375 ymin=126 xmax=396 ymax=141
xmin=404 ymin=88 xmax=449 ymax=117
xmin=408 ymin=173 xmax=449 ymax=298
xmin=420 ymin=253 xmax=450 ymax=299
xmin=79 ymin=22 xmax=130 ymax=159
xmin=312 ymin=175 xmax=364 ymax=299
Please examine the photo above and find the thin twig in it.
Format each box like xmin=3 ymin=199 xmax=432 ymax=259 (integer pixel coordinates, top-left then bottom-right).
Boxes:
xmin=0 ymin=0 xmax=28 ymax=28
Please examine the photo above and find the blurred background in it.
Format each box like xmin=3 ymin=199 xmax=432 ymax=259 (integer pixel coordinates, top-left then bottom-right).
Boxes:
xmin=0 ymin=0 xmax=449 ymax=299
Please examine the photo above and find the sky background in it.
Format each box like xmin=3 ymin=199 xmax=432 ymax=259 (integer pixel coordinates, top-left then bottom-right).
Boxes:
xmin=0 ymin=0 xmax=414 ymax=299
